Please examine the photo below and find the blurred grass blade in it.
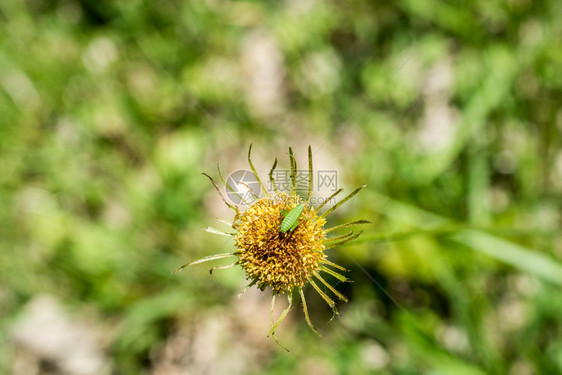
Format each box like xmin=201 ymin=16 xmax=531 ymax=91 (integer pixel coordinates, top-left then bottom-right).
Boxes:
xmin=451 ymin=230 xmax=562 ymax=286
xmin=367 ymin=192 xmax=562 ymax=286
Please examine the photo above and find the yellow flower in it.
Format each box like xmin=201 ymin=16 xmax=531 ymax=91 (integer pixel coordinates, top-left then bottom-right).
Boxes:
xmin=175 ymin=145 xmax=369 ymax=350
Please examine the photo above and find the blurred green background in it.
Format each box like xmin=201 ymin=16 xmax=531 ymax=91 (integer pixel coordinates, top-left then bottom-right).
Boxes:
xmin=2 ymin=0 xmax=562 ymax=374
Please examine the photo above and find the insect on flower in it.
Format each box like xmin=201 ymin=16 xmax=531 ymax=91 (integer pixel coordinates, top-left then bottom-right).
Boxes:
xmin=280 ymin=203 xmax=305 ymax=233
xmin=174 ymin=145 xmax=370 ymax=351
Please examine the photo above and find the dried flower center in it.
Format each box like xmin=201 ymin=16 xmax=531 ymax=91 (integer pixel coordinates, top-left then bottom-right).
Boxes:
xmin=234 ymin=193 xmax=326 ymax=293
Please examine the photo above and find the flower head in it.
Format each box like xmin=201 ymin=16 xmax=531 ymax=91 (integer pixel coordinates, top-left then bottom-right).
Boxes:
xmin=235 ymin=193 xmax=326 ymax=294
xmin=175 ymin=145 xmax=369 ymax=350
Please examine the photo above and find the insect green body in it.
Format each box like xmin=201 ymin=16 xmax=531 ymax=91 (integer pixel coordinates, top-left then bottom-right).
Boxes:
xmin=280 ymin=204 xmax=305 ymax=233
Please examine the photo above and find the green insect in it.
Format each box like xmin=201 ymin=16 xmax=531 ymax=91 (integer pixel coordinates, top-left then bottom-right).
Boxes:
xmin=280 ymin=203 xmax=305 ymax=233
